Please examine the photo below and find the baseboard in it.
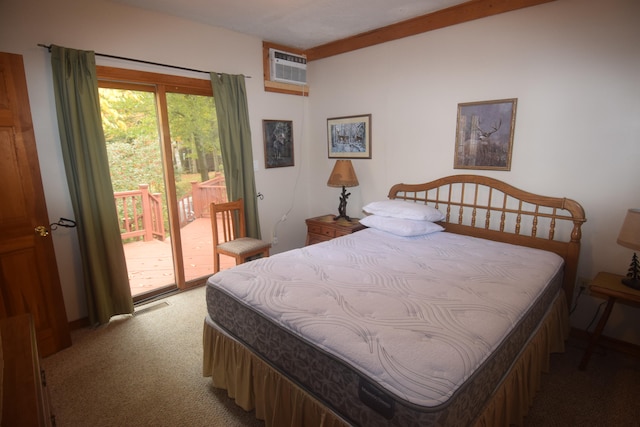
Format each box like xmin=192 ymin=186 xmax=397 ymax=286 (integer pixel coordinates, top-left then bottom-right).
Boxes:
xmin=570 ymin=328 xmax=640 ymax=359
xmin=68 ymin=316 xmax=90 ymax=331
xmin=67 ymin=284 xmax=207 ymax=331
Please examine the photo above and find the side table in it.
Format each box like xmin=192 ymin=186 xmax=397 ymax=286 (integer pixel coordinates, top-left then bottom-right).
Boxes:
xmin=578 ymin=271 xmax=640 ymax=370
xmin=305 ymin=214 xmax=365 ymax=245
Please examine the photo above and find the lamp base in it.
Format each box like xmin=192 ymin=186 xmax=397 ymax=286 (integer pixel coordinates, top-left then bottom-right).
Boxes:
xmin=334 ymin=186 xmax=352 ymax=222
xmin=621 ymin=277 xmax=640 ymax=290
xmin=622 ymin=252 xmax=640 ymax=290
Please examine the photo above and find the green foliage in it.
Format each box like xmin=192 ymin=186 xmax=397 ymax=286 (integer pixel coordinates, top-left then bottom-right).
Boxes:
xmin=99 ymin=88 xmax=221 ymax=198
xmin=167 ymin=92 xmax=221 ymax=183
xmin=100 ymin=88 xmax=157 ymax=147
xmin=107 ymin=140 xmax=164 ymax=194
xmin=100 ymin=88 xmax=164 ymax=193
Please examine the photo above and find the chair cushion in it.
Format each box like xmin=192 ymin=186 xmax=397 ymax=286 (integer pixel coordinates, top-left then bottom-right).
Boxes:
xmin=217 ymin=237 xmax=270 ymax=256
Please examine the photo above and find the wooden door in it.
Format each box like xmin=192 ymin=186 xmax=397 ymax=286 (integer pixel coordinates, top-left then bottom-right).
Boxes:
xmin=0 ymin=52 xmax=71 ymax=357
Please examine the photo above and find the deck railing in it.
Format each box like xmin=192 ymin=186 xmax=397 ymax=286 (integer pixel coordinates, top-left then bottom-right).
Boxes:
xmin=176 ymin=174 xmax=228 ymax=227
xmin=114 ymin=184 xmax=165 ymax=242
xmin=117 ymin=175 xmax=228 ymax=238
xmin=192 ymin=174 xmax=227 ymax=218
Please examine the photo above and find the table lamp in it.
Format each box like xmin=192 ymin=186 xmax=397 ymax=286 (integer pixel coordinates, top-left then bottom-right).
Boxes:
xmin=327 ymin=160 xmax=359 ymax=221
xmin=617 ymin=208 xmax=640 ymax=289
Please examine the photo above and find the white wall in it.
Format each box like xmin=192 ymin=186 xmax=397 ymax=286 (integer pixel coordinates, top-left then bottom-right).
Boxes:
xmin=2 ymin=0 xmax=639 ymax=346
xmin=0 ymin=0 xmax=311 ymax=322
xmin=308 ymin=0 xmax=640 ymax=345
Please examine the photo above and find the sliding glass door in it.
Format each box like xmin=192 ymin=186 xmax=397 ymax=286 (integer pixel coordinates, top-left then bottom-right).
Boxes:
xmin=165 ymin=92 xmax=223 ymax=283
xmin=98 ymin=68 xmax=223 ymax=302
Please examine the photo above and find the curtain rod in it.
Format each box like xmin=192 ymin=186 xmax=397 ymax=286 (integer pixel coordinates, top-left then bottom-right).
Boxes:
xmin=37 ymin=44 xmax=251 ymax=78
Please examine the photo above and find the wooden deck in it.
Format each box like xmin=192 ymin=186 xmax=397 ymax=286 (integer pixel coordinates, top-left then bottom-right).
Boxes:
xmin=123 ymin=217 xmax=235 ymax=297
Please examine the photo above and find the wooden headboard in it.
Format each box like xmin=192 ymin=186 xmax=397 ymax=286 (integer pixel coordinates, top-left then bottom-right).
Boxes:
xmin=388 ymin=175 xmax=586 ymax=305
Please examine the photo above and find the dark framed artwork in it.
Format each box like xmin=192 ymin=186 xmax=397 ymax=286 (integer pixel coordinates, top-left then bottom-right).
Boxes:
xmin=454 ymin=98 xmax=517 ymax=170
xmin=263 ymin=120 xmax=294 ymax=168
xmin=327 ymin=114 xmax=371 ymax=159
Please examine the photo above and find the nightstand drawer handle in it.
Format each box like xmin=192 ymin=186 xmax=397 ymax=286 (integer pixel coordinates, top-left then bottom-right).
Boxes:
xmin=321 ymin=227 xmax=335 ymax=237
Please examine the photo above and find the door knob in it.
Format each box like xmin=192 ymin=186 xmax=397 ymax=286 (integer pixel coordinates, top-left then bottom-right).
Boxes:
xmin=35 ymin=225 xmax=49 ymax=237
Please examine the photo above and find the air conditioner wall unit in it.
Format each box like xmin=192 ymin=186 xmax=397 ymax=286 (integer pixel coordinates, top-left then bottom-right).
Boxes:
xmin=269 ymin=48 xmax=307 ymax=86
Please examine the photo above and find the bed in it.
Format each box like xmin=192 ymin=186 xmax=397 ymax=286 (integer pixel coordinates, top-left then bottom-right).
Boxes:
xmin=202 ymin=174 xmax=586 ymax=426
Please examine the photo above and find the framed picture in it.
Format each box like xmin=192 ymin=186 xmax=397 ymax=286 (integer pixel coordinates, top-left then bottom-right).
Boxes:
xmin=327 ymin=114 xmax=372 ymax=159
xmin=263 ymin=120 xmax=294 ymax=168
xmin=454 ymin=98 xmax=517 ymax=171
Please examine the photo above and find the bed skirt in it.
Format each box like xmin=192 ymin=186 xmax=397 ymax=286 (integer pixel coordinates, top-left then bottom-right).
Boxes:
xmin=203 ymin=291 xmax=570 ymax=427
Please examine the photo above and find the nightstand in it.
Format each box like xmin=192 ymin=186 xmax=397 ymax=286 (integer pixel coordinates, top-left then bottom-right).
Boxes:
xmin=578 ymin=271 xmax=640 ymax=370
xmin=305 ymin=214 xmax=365 ymax=245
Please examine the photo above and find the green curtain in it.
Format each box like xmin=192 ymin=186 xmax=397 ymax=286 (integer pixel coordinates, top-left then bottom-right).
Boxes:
xmin=50 ymin=45 xmax=133 ymax=325
xmin=210 ymin=73 xmax=261 ymax=238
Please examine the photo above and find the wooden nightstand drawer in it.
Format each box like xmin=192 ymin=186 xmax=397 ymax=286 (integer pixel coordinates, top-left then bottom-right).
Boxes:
xmin=305 ymin=214 xmax=365 ymax=246
xmin=307 ymin=223 xmax=335 ymax=238
xmin=319 ymin=226 xmax=336 ymax=238
xmin=334 ymin=229 xmax=353 ymax=237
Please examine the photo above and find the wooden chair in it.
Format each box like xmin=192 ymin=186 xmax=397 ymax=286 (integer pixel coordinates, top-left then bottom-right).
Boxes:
xmin=210 ymin=198 xmax=271 ymax=273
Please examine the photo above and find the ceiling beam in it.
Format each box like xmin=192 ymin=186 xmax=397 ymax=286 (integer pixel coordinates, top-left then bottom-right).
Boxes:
xmin=304 ymin=0 xmax=556 ymax=61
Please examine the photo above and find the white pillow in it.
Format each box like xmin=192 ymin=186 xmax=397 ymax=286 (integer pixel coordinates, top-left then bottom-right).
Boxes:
xmin=359 ymin=215 xmax=444 ymax=237
xmin=362 ymin=199 xmax=445 ymax=222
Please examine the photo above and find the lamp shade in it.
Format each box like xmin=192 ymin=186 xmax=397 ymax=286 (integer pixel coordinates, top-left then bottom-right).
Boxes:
xmin=327 ymin=160 xmax=359 ymax=188
xmin=617 ymin=208 xmax=640 ymax=251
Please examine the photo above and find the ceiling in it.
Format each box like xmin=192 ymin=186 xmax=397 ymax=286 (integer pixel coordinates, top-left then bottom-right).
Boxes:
xmin=109 ymin=0 xmax=469 ymax=50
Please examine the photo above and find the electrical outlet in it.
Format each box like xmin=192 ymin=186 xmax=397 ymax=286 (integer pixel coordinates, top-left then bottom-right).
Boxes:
xmin=272 ymin=236 xmax=278 ymax=245
xmin=577 ymin=276 xmax=591 ymax=291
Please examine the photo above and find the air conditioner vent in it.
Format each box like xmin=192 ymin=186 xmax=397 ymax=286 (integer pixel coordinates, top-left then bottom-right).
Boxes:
xmin=269 ymin=48 xmax=307 ymax=86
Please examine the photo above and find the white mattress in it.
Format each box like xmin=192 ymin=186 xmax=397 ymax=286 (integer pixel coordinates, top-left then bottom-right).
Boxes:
xmin=207 ymin=228 xmax=564 ymax=407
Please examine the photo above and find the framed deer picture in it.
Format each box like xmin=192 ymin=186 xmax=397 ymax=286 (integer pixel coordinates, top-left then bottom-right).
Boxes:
xmin=263 ymin=119 xmax=294 ymax=168
xmin=327 ymin=114 xmax=371 ymax=159
xmin=454 ymin=98 xmax=517 ymax=170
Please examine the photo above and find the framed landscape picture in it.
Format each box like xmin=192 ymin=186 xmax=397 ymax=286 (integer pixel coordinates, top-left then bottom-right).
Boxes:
xmin=263 ymin=120 xmax=294 ymax=168
xmin=454 ymin=98 xmax=517 ymax=170
xmin=327 ymin=114 xmax=371 ymax=159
